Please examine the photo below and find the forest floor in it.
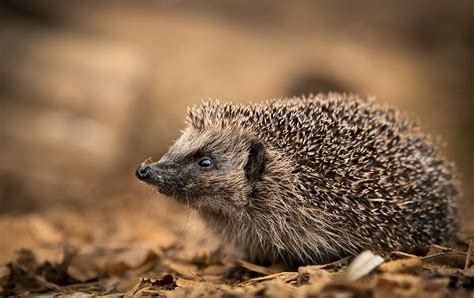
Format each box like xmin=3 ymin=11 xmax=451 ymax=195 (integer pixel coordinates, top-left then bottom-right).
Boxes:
xmin=1 ymin=185 xmax=473 ymax=297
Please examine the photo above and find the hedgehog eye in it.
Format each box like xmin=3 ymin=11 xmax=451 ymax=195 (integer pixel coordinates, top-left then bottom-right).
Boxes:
xmin=197 ymin=157 xmax=213 ymax=168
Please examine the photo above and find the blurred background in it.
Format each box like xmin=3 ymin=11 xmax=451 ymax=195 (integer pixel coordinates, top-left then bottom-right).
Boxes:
xmin=0 ymin=0 xmax=473 ymax=264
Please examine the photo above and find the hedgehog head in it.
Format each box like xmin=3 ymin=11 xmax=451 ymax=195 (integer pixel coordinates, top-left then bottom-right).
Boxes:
xmin=136 ymin=102 xmax=268 ymax=215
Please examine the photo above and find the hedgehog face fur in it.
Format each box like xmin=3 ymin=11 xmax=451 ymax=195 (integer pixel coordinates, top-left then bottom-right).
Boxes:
xmin=136 ymin=93 xmax=459 ymax=266
xmin=141 ymin=125 xmax=260 ymax=214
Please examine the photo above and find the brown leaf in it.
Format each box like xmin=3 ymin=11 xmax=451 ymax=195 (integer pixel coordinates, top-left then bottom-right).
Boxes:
xmin=422 ymin=252 xmax=468 ymax=269
xmin=237 ymin=260 xmax=281 ymax=275
xmin=175 ymin=277 xmax=200 ymax=288
xmin=378 ymin=258 xmax=422 ymax=273
xmin=259 ymin=278 xmax=297 ymax=297
xmin=14 ymin=249 xmax=38 ymax=272
xmin=164 ymin=260 xmax=199 ymax=280
xmin=0 ymin=265 xmax=11 ymax=294
xmin=68 ymin=248 xmax=110 ymax=282
xmin=464 ymin=267 xmax=474 ymax=278
xmin=374 ymin=273 xmax=448 ymax=298
xmin=202 ymin=264 xmax=230 ymax=277
xmin=297 ymin=266 xmax=332 ymax=295
xmin=36 ymin=244 xmax=79 ymax=285
xmin=421 ymin=267 xmax=474 ymax=289
xmin=106 ymin=247 xmax=158 ymax=275
xmin=28 ymin=215 xmax=64 ymax=245
xmin=127 ymin=274 xmax=176 ymax=296
xmin=321 ymin=280 xmax=372 ymax=297
xmin=6 ymin=263 xmax=62 ymax=295
xmin=298 ymin=265 xmax=332 ymax=285
xmin=2 ymin=245 xmax=81 ymax=296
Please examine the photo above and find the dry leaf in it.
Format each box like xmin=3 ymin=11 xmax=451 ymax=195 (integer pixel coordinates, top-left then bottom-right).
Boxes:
xmin=0 ymin=265 xmax=11 ymax=293
xmin=175 ymin=277 xmax=200 ymax=288
xmin=106 ymin=247 xmax=158 ymax=275
xmin=127 ymin=274 xmax=176 ymax=296
xmin=68 ymin=248 xmax=110 ymax=282
xmin=378 ymin=258 xmax=422 ymax=273
xmin=164 ymin=260 xmax=199 ymax=280
xmin=374 ymin=274 xmax=448 ymax=298
xmin=422 ymin=252 xmax=468 ymax=269
xmin=297 ymin=266 xmax=332 ymax=295
xmin=321 ymin=280 xmax=372 ymax=297
xmin=28 ymin=215 xmax=64 ymax=245
xmin=344 ymin=251 xmax=384 ymax=281
xmin=202 ymin=264 xmax=229 ymax=276
xmin=238 ymin=259 xmax=281 ymax=275
xmin=298 ymin=265 xmax=332 ymax=285
xmin=463 ymin=268 xmax=474 ymax=280
xmin=260 ymin=278 xmax=296 ymax=297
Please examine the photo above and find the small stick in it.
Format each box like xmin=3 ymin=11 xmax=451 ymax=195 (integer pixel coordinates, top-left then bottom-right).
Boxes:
xmin=465 ymin=239 xmax=473 ymax=270
xmin=189 ymin=269 xmax=201 ymax=281
xmin=141 ymin=157 xmax=154 ymax=166
xmin=392 ymin=251 xmax=420 ymax=258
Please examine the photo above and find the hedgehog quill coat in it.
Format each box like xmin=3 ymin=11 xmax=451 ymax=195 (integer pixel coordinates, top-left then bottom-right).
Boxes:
xmin=136 ymin=94 xmax=459 ymax=265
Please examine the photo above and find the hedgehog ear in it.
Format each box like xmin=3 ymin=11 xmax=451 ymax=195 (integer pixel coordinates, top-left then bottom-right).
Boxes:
xmin=245 ymin=139 xmax=266 ymax=184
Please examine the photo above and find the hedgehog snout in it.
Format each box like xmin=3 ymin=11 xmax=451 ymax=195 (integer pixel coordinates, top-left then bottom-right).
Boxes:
xmin=136 ymin=164 xmax=152 ymax=180
xmin=135 ymin=163 xmax=165 ymax=184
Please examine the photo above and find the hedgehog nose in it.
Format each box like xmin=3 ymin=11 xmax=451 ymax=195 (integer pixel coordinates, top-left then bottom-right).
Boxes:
xmin=135 ymin=164 xmax=151 ymax=180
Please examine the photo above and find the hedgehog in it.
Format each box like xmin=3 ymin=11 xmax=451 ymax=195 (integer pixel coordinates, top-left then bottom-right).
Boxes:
xmin=136 ymin=93 xmax=459 ymax=265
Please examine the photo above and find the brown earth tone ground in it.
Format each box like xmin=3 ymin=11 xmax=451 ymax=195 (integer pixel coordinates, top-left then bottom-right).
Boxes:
xmin=0 ymin=1 xmax=473 ymax=296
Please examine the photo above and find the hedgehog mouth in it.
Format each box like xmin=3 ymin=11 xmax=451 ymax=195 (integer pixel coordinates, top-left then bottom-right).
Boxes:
xmin=136 ymin=163 xmax=169 ymax=190
xmin=136 ymin=163 xmax=161 ymax=184
xmin=135 ymin=163 xmax=193 ymax=203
